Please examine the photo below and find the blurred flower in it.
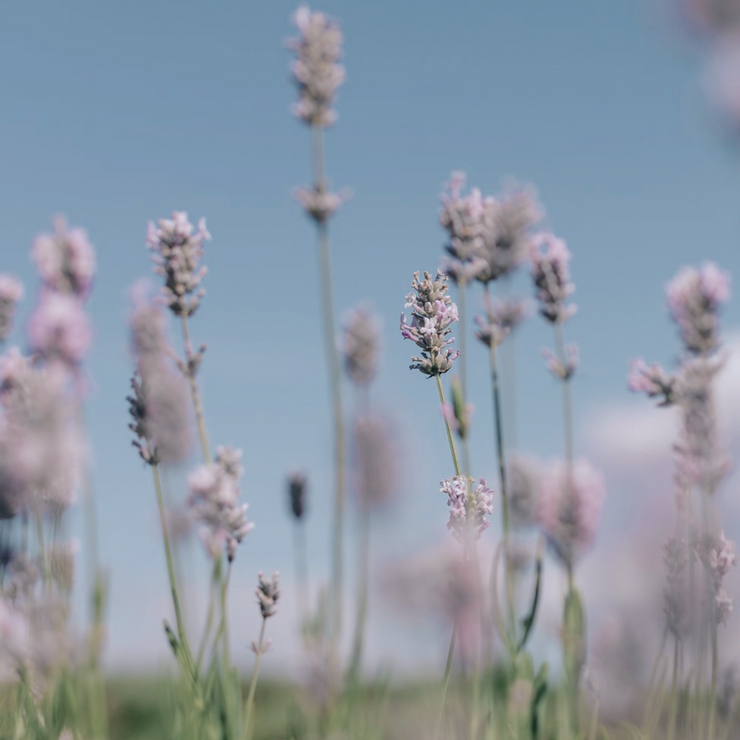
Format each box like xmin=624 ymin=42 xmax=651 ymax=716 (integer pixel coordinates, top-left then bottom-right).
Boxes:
xmin=187 ymin=446 xmax=253 ymax=562
xmin=627 ymin=358 xmax=677 ymax=406
xmin=0 ymin=275 xmax=23 ymax=343
xmin=696 ymin=530 xmax=738 ymax=625
xmin=287 ymin=471 xmax=308 ymax=520
xmin=441 ymin=475 xmax=494 ymax=543
xmin=146 ymin=211 xmax=210 ymax=317
xmin=666 ymin=262 xmax=730 ymax=355
xmin=542 ymin=343 xmax=579 ymax=381
xmin=530 ymin=232 xmax=577 ymax=324
xmin=343 ymin=306 xmax=381 ymax=386
xmin=706 ymin=31 xmax=740 ymax=129
xmin=508 ymin=454 xmax=542 ymax=529
xmin=288 ymin=5 xmax=345 ymax=127
xmin=31 ymin=216 xmax=96 ymax=300
xmin=256 ymin=571 xmax=281 ymax=619
xmin=295 ymin=185 xmax=349 ymax=223
xmin=537 ymin=459 xmax=605 ymax=570
xmin=663 ymin=535 xmax=691 ymax=637
xmin=352 ymin=412 xmax=401 ymax=510
xmin=400 ymin=270 xmax=460 ymax=377
xmin=27 ymin=291 xmax=92 ymax=369
xmin=441 ymin=377 xmax=473 ymax=440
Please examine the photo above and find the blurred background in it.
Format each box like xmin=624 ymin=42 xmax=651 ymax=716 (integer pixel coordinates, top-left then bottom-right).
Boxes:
xmin=1 ymin=0 xmax=739 ymax=706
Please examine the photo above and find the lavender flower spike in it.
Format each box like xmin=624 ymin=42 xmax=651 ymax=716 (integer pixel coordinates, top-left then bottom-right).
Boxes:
xmin=256 ymin=571 xmax=281 ymax=618
xmin=31 ymin=216 xmax=96 ymax=299
xmin=146 ymin=211 xmax=211 ymax=317
xmin=287 ymin=471 xmax=308 ymax=520
xmin=441 ymin=475 xmax=494 ymax=543
xmin=27 ymin=292 xmax=92 ymax=369
xmin=530 ymin=232 xmax=577 ymax=324
xmin=295 ymin=186 xmax=349 ymax=224
xmin=342 ymin=306 xmax=381 ymax=386
xmin=0 ymin=276 xmax=24 ymax=343
xmin=288 ymin=6 xmax=345 ymax=127
xmin=400 ymin=270 xmax=460 ymax=377
xmin=666 ymin=262 xmax=731 ymax=355
xmin=627 ymin=358 xmax=677 ymax=406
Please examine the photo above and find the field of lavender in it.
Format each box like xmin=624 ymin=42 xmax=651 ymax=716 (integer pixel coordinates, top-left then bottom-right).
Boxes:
xmin=1 ymin=2 xmax=740 ymax=739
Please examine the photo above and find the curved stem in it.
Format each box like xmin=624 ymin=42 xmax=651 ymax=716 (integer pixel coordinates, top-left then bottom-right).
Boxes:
xmin=433 ymin=625 xmax=457 ymax=740
xmin=196 ymin=558 xmax=221 ymax=671
xmin=244 ymin=619 xmax=267 ymax=739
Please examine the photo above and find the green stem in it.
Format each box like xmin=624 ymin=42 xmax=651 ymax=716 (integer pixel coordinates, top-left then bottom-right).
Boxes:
xmin=293 ymin=521 xmax=309 ymax=630
xmin=553 ymin=323 xmax=573 ymax=468
xmin=348 ymin=505 xmax=371 ymax=684
xmin=196 ymin=558 xmax=221 ymax=671
xmin=457 ymin=281 xmax=468 ymax=403
xmin=311 ymin=123 xmax=346 ymax=646
xmin=244 ymin=619 xmax=267 ymax=739
xmin=667 ymin=636 xmax=680 ymax=740
xmin=151 ymin=460 xmax=187 ymax=645
xmin=180 ymin=313 xmax=212 ymax=464
xmin=436 ymin=375 xmax=461 ymax=477
xmin=433 ymin=625 xmax=457 ymax=740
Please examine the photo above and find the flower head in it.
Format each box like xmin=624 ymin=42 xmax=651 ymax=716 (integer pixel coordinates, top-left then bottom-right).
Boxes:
xmin=400 ymin=270 xmax=459 ymax=377
xmin=666 ymin=262 xmax=730 ymax=355
xmin=530 ymin=232 xmax=577 ymax=324
xmin=441 ymin=475 xmax=494 ymax=543
xmin=0 ymin=276 xmax=23 ymax=343
xmin=474 ymin=298 xmax=529 ymax=349
xmin=628 ymin=358 xmax=678 ymax=406
xmin=27 ymin=292 xmax=92 ymax=369
xmin=287 ymin=471 xmax=307 ymax=520
xmin=537 ymin=459 xmax=605 ymax=570
xmin=288 ymin=6 xmax=345 ymax=127
xmin=295 ymin=186 xmax=349 ymax=223
xmin=256 ymin=571 xmax=280 ymax=618
xmin=352 ymin=412 xmax=401 ymax=510
xmin=146 ymin=211 xmax=210 ymax=317
xmin=31 ymin=216 xmax=96 ymax=300
xmin=343 ymin=306 xmax=381 ymax=386
xmin=508 ymin=455 xmax=542 ymax=529
xmin=542 ymin=344 xmax=579 ymax=381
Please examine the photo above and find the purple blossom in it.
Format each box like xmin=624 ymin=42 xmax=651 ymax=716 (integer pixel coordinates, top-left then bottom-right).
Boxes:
xmin=295 ymin=186 xmax=349 ymax=223
xmin=696 ymin=530 xmax=738 ymax=625
xmin=0 ymin=276 xmax=23 ymax=343
xmin=440 ymin=475 xmax=494 ymax=543
xmin=475 ymin=298 xmax=529 ymax=349
xmin=530 ymin=232 xmax=577 ymax=324
xmin=400 ymin=271 xmax=460 ymax=377
xmin=508 ymin=454 xmax=542 ymax=529
xmin=666 ymin=262 xmax=730 ymax=355
xmin=31 ymin=217 xmax=96 ymax=300
xmin=27 ymin=292 xmax=92 ymax=369
xmin=542 ymin=344 xmax=579 ymax=381
xmin=627 ymin=358 xmax=677 ymax=406
xmin=288 ymin=5 xmax=345 ymax=127
xmin=352 ymin=412 xmax=400 ymax=510
xmin=537 ymin=459 xmax=605 ymax=570
xmin=256 ymin=571 xmax=281 ymax=619
xmin=342 ymin=306 xmax=381 ymax=386
xmin=187 ymin=446 xmax=253 ymax=562
xmin=146 ymin=211 xmax=211 ymax=317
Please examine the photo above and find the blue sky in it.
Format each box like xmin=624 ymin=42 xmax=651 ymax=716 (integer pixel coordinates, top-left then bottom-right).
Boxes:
xmin=1 ymin=0 xmax=739 ymax=671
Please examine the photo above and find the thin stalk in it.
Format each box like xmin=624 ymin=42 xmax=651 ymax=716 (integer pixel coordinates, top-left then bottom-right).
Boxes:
xmin=311 ymin=123 xmax=346 ymax=645
xmin=436 ymin=375 xmax=461 ymax=477
xmin=348 ymin=506 xmax=371 ymax=684
xmin=244 ymin=619 xmax=267 ymax=739
xmin=457 ymin=281 xmax=468 ymax=403
xmin=196 ymin=558 xmax=221 ymax=671
xmin=433 ymin=625 xmax=458 ymax=740
xmin=667 ymin=636 xmax=680 ymax=740
xmin=293 ymin=521 xmax=310 ymax=629
xmin=553 ymin=323 xmax=573 ymax=467
xmin=151 ymin=459 xmax=187 ymax=644
xmin=180 ymin=313 xmax=211 ymax=464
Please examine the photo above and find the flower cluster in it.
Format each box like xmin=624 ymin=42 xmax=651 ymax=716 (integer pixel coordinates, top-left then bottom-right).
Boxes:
xmin=537 ymin=459 xmax=605 ymax=570
xmin=342 ymin=306 xmax=381 ymax=386
xmin=287 ymin=471 xmax=307 ymax=520
xmin=696 ymin=530 xmax=738 ymax=625
xmin=295 ymin=186 xmax=348 ymax=224
xmin=474 ymin=298 xmax=529 ymax=349
xmin=146 ymin=211 xmax=211 ymax=317
xmin=288 ymin=5 xmax=345 ymax=127
xmin=628 ymin=358 xmax=678 ymax=406
xmin=530 ymin=232 xmax=577 ymax=324
xmin=400 ymin=271 xmax=459 ymax=377
xmin=256 ymin=571 xmax=281 ymax=619
xmin=542 ymin=344 xmax=579 ymax=381
xmin=128 ymin=292 xmax=192 ymax=465
xmin=187 ymin=446 xmax=253 ymax=562
xmin=508 ymin=455 xmax=542 ymax=529
xmin=666 ymin=262 xmax=730 ymax=355
xmin=352 ymin=412 xmax=400 ymax=510
xmin=440 ymin=475 xmax=494 ymax=543
xmin=0 ymin=276 xmax=23 ymax=343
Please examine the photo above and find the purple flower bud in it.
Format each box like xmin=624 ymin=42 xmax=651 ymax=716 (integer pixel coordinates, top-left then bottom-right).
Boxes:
xmin=530 ymin=232 xmax=577 ymax=324
xmin=295 ymin=186 xmax=349 ymax=223
xmin=542 ymin=344 xmax=579 ymax=381
xmin=256 ymin=571 xmax=280 ymax=619
xmin=627 ymin=358 xmax=677 ymax=406
xmin=440 ymin=475 xmax=494 ymax=543
xmin=342 ymin=306 xmax=381 ymax=386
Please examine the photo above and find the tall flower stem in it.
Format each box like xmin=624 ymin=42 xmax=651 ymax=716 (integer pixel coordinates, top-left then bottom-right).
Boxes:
xmin=433 ymin=625 xmax=458 ymax=740
xmin=244 ymin=619 xmax=267 ymax=739
xmin=151 ymin=457 xmax=187 ymax=645
xmin=436 ymin=375 xmax=461 ymax=477
xmin=311 ymin=123 xmax=346 ymax=645
xmin=347 ymin=508 xmax=370 ymax=684
xmin=553 ymin=323 xmax=573 ymax=468
xmin=457 ymin=282 xmax=468 ymax=403
xmin=196 ymin=559 xmax=221 ymax=671
xmin=293 ymin=521 xmax=310 ymax=627
xmin=180 ymin=313 xmax=212 ymax=464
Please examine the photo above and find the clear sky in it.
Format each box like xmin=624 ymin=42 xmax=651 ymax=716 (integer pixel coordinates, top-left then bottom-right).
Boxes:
xmin=1 ymin=0 xmax=739 ymax=672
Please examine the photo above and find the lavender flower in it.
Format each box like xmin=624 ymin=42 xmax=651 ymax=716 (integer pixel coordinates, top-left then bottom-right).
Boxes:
xmin=666 ymin=262 xmax=730 ymax=355
xmin=146 ymin=211 xmax=211 ymax=317
xmin=256 ymin=571 xmax=281 ymax=618
xmin=288 ymin=6 xmax=345 ymax=127
xmin=128 ymin=293 xmax=192 ymax=465
xmin=696 ymin=530 xmax=738 ymax=625
xmin=537 ymin=459 xmax=605 ymax=570
xmin=0 ymin=276 xmax=23 ymax=343
xmin=530 ymin=232 xmax=577 ymax=324
xmin=438 ymin=172 xmax=489 ymax=284
xmin=31 ymin=216 xmax=96 ymax=300
xmin=441 ymin=475 xmax=494 ymax=543
xmin=342 ymin=306 xmax=381 ymax=386
xmin=287 ymin=471 xmax=308 ymax=520
xmin=295 ymin=186 xmax=349 ymax=224
xmin=187 ymin=446 xmax=253 ymax=562
xmin=400 ymin=270 xmax=460 ymax=377
xmin=475 ymin=186 xmax=543 ymax=284
xmin=542 ymin=344 xmax=579 ymax=381
xmin=663 ymin=535 xmax=691 ymax=637
xmin=27 ymin=292 xmax=92 ymax=369
xmin=508 ymin=454 xmax=542 ymax=529
xmin=352 ymin=412 xmax=400 ymax=510
xmin=627 ymin=358 xmax=677 ymax=406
